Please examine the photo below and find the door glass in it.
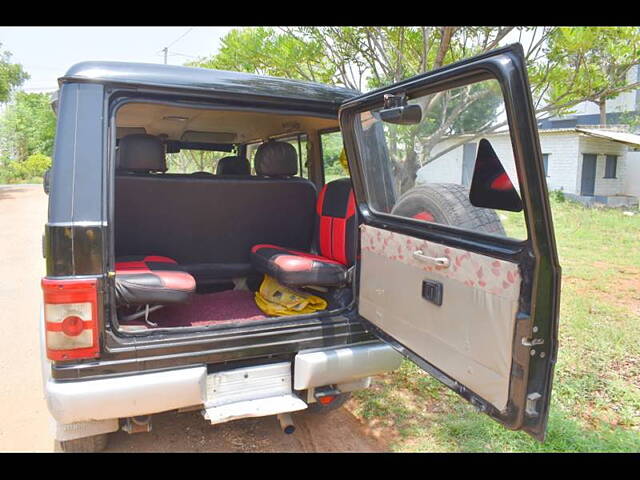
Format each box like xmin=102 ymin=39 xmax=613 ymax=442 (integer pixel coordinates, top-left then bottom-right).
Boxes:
xmin=354 ymin=78 xmax=527 ymax=240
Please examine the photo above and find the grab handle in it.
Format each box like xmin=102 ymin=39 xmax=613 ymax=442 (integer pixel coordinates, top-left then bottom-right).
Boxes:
xmin=412 ymin=250 xmax=450 ymax=268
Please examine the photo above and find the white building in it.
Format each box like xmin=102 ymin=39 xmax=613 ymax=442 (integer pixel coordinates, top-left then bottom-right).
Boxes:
xmin=416 ymin=127 xmax=640 ymax=208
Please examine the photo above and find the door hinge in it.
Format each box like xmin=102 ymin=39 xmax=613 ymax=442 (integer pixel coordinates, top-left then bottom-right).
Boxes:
xmin=521 ymin=337 xmax=544 ymax=347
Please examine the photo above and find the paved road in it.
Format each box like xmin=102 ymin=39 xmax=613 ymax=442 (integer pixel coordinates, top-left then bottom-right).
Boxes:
xmin=0 ymin=185 xmax=388 ymax=452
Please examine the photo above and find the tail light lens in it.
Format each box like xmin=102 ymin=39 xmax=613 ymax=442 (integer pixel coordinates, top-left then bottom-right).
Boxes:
xmin=42 ymin=278 xmax=99 ymax=361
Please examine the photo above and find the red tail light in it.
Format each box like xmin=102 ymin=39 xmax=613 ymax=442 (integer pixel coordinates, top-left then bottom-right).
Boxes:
xmin=42 ymin=278 xmax=99 ymax=361
xmin=318 ymin=395 xmax=336 ymax=405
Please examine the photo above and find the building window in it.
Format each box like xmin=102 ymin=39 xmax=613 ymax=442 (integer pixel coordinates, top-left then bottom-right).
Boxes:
xmin=542 ymin=154 xmax=550 ymax=176
xmin=604 ymin=155 xmax=617 ymax=179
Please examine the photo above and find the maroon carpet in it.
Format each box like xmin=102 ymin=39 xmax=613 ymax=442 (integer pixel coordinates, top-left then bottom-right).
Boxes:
xmin=121 ymin=289 xmax=266 ymax=328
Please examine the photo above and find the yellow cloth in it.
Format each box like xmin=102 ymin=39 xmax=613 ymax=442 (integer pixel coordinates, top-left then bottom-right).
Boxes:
xmin=339 ymin=148 xmax=349 ymax=175
xmin=254 ymin=275 xmax=328 ymax=316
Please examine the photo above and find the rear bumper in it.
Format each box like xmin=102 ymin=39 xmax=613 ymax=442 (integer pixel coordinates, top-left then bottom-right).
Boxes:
xmin=46 ymin=366 xmax=207 ymax=424
xmin=44 ymin=341 xmax=402 ymax=425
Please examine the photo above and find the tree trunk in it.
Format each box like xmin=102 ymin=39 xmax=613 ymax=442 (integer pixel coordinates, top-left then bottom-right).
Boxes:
xmin=400 ymin=133 xmax=420 ymax=195
xmin=599 ymin=98 xmax=607 ymax=126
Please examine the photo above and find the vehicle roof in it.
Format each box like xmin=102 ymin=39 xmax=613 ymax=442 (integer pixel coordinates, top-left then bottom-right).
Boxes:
xmin=60 ymin=61 xmax=360 ymax=105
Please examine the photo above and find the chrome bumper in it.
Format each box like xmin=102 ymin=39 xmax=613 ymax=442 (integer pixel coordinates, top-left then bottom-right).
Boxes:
xmin=44 ymin=341 xmax=402 ymax=426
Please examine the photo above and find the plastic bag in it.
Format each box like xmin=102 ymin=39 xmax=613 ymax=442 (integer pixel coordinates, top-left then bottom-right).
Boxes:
xmin=254 ymin=275 xmax=327 ymax=316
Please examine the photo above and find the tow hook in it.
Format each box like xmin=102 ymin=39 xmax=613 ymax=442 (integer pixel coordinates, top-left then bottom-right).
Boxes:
xmin=276 ymin=413 xmax=295 ymax=434
xmin=122 ymin=415 xmax=153 ymax=434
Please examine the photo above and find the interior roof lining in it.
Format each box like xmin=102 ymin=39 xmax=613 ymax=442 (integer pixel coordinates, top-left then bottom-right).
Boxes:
xmin=116 ymin=102 xmax=340 ymax=143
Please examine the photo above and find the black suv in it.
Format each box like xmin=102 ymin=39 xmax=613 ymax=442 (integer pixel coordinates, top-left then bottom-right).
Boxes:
xmin=41 ymin=44 xmax=560 ymax=452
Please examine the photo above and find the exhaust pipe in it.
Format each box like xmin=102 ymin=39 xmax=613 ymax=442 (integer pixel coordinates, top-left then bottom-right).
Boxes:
xmin=122 ymin=415 xmax=152 ymax=434
xmin=277 ymin=413 xmax=295 ymax=434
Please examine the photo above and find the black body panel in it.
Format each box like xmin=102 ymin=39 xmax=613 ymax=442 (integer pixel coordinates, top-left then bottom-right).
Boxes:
xmin=61 ymin=61 xmax=359 ymax=106
xmin=51 ymin=312 xmax=374 ymax=381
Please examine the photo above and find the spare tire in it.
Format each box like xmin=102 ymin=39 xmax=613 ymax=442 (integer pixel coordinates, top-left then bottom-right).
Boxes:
xmin=391 ymin=183 xmax=506 ymax=237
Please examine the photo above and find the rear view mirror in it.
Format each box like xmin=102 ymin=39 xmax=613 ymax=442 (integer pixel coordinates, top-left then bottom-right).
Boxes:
xmin=379 ymin=104 xmax=422 ymax=125
xmin=469 ymin=138 xmax=523 ymax=212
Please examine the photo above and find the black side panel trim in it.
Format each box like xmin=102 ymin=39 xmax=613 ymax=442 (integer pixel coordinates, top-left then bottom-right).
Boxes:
xmin=45 ymin=224 xmax=104 ymax=276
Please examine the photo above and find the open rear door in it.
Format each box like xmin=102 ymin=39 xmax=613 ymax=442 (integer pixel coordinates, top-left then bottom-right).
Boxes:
xmin=339 ymin=44 xmax=561 ymax=440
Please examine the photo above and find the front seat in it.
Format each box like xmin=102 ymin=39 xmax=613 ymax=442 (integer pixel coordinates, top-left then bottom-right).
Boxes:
xmin=250 ymin=177 xmax=356 ymax=286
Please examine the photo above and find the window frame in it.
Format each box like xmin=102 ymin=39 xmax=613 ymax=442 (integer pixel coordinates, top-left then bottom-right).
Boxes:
xmin=318 ymin=127 xmax=348 ymax=185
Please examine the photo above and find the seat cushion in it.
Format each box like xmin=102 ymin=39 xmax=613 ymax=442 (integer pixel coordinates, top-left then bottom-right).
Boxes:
xmin=251 ymin=244 xmax=347 ymax=286
xmin=115 ymin=255 xmax=195 ymax=305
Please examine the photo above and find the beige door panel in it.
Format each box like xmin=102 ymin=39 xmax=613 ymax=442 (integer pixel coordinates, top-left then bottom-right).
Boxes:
xmin=359 ymin=225 xmax=521 ymax=411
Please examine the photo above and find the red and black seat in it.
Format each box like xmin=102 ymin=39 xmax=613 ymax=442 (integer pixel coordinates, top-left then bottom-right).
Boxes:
xmin=115 ymin=255 xmax=196 ymax=306
xmin=251 ymin=178 xmax=356 ymax=286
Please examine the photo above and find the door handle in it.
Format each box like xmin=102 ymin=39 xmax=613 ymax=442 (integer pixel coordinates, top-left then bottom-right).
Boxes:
xmin=412 ymin=250 xmax=450 ymax=268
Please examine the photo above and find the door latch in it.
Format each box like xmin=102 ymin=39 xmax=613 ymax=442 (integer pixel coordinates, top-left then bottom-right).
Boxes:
xmin=422 ymin=280 xmax=443 ymax=306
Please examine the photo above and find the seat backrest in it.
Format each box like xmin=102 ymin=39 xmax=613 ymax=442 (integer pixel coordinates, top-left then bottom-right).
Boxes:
xmin=115 ymin=136 xmax=317 ymax=271
xmin=254 ymin=141 xmax=298 ymax=178
xmin=117 ymin=134 xmax=167 ymax=173
xmin=216 ymin=156 xmax=251 ymax=175
xmin=315 ymin=178 xmax=357 ymax=266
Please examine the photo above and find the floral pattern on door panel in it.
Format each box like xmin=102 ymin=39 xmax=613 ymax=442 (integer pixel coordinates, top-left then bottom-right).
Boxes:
xmin=360 ymin=225 xmax=521 ymax=301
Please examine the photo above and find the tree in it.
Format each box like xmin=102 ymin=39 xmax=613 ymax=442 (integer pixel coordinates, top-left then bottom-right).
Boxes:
xmin=0 ymin=44 xmax=29 ymax=103
xmin=193 ymin=27 xmax=640 ymax=191
xmin=541 ymin=27 xmax=640 ymax=126
xmin=0 ymin=91 xmax=57 ymax=162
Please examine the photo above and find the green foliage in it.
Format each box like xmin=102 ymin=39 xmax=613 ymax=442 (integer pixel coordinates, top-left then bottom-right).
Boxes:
xmin=550 ymin=189 xmax=566 ymax=203
xmin=540 ymin=27 xmax=640 ymax=118
xmin=0 ymin=91 xmax=57 ymax=162
xmin=0 ymin=153 xmax=51 ymax=183
xmin=321 ymin=131 xmax=345 ymax=177
xmin=0 ymin=44 xmax=29 ymax=103
xmin=193 ymin=27 xmax=335 ymax=85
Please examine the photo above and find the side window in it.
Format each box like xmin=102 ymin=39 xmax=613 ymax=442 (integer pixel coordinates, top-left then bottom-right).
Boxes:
xmin=165 ymin=149 xmax=230 ymax=174
xmin=542 ymin=153 xmax=550 ymax=177
xmin=246 ymin=142 xmax=260 ymax=173
xmin=280 ymin=134 xmax=309 ymax=179
xmin=354 ymin=77 xmax=527 ymax=240
xmin=321 ymin=130 xmax=349 ymax=182
xmin=604 ymin=155 xmax=617 ymax=178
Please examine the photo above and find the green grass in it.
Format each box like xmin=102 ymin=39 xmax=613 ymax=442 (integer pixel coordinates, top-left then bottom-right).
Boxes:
xmin=347 ymin=195 xmax=640 ymax=452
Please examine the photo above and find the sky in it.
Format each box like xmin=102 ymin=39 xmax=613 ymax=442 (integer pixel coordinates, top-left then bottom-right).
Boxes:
xmin=0 ymin=27 xmax=237 ymax=93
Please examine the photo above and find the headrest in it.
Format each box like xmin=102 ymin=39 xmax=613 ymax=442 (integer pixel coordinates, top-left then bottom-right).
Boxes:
xmin=118 ymin=134 xmax=166 ymax=172
xmin=216 ymin=156 xmax=251 ymax=175
xmin=254 ymin=141 xmax=298 ymax=177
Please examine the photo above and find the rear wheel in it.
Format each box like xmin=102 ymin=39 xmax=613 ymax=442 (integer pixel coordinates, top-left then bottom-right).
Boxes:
xmin=59 ymin=433 xmax=109 ymax=453
xmin=391 ymin=183 xmax=506 ymax=236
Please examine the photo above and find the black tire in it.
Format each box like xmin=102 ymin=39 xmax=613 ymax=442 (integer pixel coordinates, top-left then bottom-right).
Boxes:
xmin=392 ymin=183 xmax=506 ymax=236
xmin=305 ymin=392 xmax=351 ymax=414
xmin=43 ymin=168 xmax=51 ymax=194
xmin=59 ymin=433 xmax=109 ymax=453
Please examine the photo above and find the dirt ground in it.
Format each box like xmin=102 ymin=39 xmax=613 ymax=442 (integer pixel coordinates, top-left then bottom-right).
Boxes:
xmin=0 ymin=185 xmax=389 ymax=453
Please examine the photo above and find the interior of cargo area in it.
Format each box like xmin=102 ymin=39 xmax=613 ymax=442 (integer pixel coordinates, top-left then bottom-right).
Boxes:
xmin=113 ymin=102 xmax=356 ymax=332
